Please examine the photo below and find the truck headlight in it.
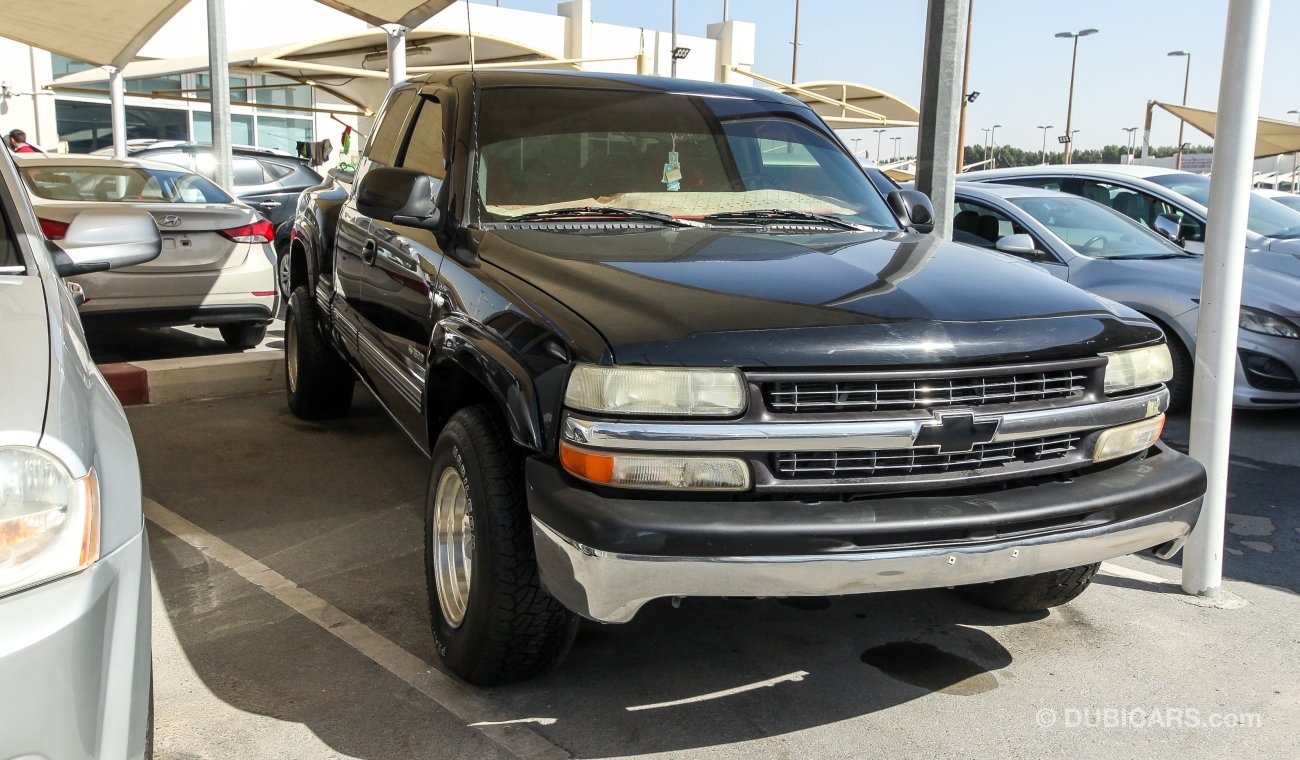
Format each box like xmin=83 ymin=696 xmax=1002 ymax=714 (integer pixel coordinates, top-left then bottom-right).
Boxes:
xmin=1093 ymin=414 xmax=1165 ymax=462
xmin=560 ymin=443 xmax=750 ymax=491
xmin=1239 ymin=307 xmax=1300 ymax=339
xmin=0 ymin=447 xmax=99 ymax=598
xmin=565 ymin=364 xmax=747 ymax=417
xmin=1102 ymin=345 xmax=1174 ymax=394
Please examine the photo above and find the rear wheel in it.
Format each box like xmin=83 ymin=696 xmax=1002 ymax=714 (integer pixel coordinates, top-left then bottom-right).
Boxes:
xmin=426 ymin=405 xmax=578 ymax=685
xmin=218 ymin=321 xmax=267 ymax=350
xmin=276 ymin=245 xmax=293 ymax=298
xmin=285 ymin=286 xmax=353 ymax=419
xmin=952 ymin=563 xmax=1100 ymax=612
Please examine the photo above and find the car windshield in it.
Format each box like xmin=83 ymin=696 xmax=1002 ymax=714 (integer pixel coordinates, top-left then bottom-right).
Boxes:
xmin=1009 ymin=195 xmax=1186 ymax=259
xmin=1265 ymin=193 xmax=1300 ymax=213
xmin=20 ymin=164 xmax=232 ymax=204
xmin=1147 ymin=172 xmax=1300 ymax=239
xmin=474 ymin=86 xmax=899 ymax=229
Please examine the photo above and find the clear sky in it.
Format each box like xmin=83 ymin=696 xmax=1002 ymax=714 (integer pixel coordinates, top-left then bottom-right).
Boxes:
xmin=486 ymin=0 xmax=1300 ymax=158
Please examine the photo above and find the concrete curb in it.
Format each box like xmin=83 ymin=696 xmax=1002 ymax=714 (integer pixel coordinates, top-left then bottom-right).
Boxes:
xmin=100 ymin=351 xmax=285 ymax=406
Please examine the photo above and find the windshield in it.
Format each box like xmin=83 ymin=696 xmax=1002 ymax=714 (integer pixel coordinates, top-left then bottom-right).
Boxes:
xmin=1147 ymin=172 xmax=1300 ymax=239
xmin=1266 ymin=193 xmax=1300 ymax=213
xmin=474 ymin=87 xmax=899 ymax=229
xmin=20 ymin=164 xmax=232 ymax=204
xmin=1009 ymin=195 xmax=1186 ymax=259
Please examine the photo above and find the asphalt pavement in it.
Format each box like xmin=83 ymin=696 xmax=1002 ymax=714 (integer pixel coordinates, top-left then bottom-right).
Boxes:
xmin=125 ymin=390 xmax=1300 ymax=760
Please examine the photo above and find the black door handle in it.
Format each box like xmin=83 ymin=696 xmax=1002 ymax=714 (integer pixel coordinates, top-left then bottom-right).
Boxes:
xmin=361 ymin=239 xmax=377 ymax=265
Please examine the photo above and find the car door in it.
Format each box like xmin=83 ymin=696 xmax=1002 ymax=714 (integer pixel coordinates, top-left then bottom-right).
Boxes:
xmin=334 ymin=87 xmax=419 ymax=369
xmin=1076 ymin=179 xmax=1207 ymax=254
xmin=953 ymin=198 xmax=1070 ymax=280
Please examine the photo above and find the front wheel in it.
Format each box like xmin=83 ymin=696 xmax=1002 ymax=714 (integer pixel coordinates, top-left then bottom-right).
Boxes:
xmin=218 ymin=321 xmax=267 ymax=350
xmin=952 ymin=563 xmax=1100 ymax=612
xmin=285 ymin=286 xmax=353 ymax=419
xmin=426 ymin=405 xmax=578 ymax=685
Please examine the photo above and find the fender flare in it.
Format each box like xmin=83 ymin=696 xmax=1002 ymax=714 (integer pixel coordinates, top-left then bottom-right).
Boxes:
xmin=429 ymin=316 xmax=545 ymax=452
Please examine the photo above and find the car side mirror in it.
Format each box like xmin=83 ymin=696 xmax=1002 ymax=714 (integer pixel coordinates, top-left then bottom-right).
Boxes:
xmin=1154 ymin=213 xmax=1185 ymax=247
xmin=50 ymin=210 xmax=162 ymax=277
xmin=886 ymin=189 xmax=935 ymax=231
xmin=995 ymin=233 xmax=1040 ymax=257
xmin=357 ymin=166 xmax=442 ymax=231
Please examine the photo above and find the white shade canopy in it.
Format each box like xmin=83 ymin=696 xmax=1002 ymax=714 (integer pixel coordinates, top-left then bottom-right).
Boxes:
xmin=1157 ymin=101 xmax=1300 ymax=160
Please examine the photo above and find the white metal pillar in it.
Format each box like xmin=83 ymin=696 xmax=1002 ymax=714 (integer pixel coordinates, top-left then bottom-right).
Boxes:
xmin=106 ymin=66 xmax=127 ymax=158
xmin=1181 ymin=0 xmax=1272 ymax=597
xmin=386 ymin=25 xmax=408 ymax=88
xmin=206 ymin=0 xmax=233 ymax=190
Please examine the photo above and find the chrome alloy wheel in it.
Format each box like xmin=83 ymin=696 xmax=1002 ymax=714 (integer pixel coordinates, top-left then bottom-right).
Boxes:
xmin=277 ymin=252 xmax=292 ymax=298
xmin=433 ymin=466 xmax=474 ymax=628
xmin=285 ymin=312 xmax=299 ymax=393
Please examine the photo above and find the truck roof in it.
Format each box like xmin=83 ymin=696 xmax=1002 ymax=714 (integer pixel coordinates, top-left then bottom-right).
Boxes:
xmin=410 ymin=69 xmax=808 ymax=108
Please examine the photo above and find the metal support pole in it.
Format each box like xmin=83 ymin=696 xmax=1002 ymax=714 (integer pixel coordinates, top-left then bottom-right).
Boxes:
xmin=671 ymin=0 xmax=679 ymax=78
xmin=206 ymin=0 xmax=233 ymax=190
xmin=1064 ymin=36 xmax=1079 ymax=165
xmin=1182 ymin=0 xmax=1273 ymax=598
xmin=1141 ymin=100 xmax=1155 ymax=163
xmin=956 ymin=0 xmax=974 ymax=172
xmin=791 ymin=0 xmax=802 ymax=83
xmin=914 ymin=0 xmax=970 ymax=240
xmin=1176 ymin=53 xmax=1191 ymax=170
xmin=107 ymin=67 xmax=127 ymax=158
xmin=387 ymin=25 xmax=408 ymax=88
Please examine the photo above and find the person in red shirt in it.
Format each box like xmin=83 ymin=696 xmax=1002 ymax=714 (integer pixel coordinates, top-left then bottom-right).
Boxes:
xmin=7 ymin=129 xmax=42 ymax=154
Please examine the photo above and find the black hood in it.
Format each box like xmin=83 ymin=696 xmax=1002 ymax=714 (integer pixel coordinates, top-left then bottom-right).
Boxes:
xmin=479 ymin=227 xmax=1163 ymax=368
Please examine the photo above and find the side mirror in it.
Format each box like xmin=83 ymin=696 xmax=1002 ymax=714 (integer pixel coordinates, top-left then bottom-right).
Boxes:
xmin=886 ymin=189 xmax=935 ymax=231
xmin=995 ymin=233 xmax=1039 ymax=257
xmin=50 ymin=210 xmax=161 ymax=277
xmin=357 ymin=166 xmax=442 ymax=230
xmin=1154 ymin=213 xmax=1185 ymax=247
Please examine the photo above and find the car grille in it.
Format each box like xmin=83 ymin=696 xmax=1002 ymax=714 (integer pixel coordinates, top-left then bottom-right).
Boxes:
xmin=773 ymin=432 xmax=1085 ymax=479
xmin=763 ymin=368 xmax=1090 ymax=414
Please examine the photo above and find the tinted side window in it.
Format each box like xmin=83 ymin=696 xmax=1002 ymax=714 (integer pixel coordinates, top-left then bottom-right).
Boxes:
xmin=1001 ymin=176 xmax=1065 ymax=192
xmin=232 ymin=157 xmax=267 ymax=186
xmin=400 ymin=98 xmax=446 ymax=180
xmin=366 ymin=88 xmax=418 ymax=166
xmin=953 ymin=200 xmax=1032 ymax=250
xmin=1080 ymin=180 xmax=1205 ymax=242
xmin=261 ymin=160 xmax=294 ymax=180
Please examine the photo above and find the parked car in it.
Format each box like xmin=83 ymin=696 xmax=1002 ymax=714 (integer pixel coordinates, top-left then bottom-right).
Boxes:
xmin=93 ymin=140 xmax=323 ymax=296
xmin=0 ymin=147 xmax=156 ymax=758
xmin=1255 ymin=186 xmax=1300 ymax=214
xmin=16 ymin=154 xmax=277 ymax=349
xmin=962 ymin=164 xmax=1300 ymax=277
xmin=952 ymin=182 xmax=1300 ymax=409
xmin=285 ymin=70 xmax=1205 ymax=685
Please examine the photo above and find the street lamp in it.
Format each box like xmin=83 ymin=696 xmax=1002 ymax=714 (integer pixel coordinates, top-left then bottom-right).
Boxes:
xmin=1169 ymin=50 xmax=1192 ymax=169
xmin=891 ymin=136 xmax=903 ymax=161
xmin=1056 ymin=28 xmax=1099 ymax=165
xmin=851 ymin=137 xmax=861 ymax=156
xmin=1123 ymin=126 xmax=1139 ymax=162
xmin=990 ymin=123 xmax=1002 ymax=169
xmin=1037 ymin=124 xmax=1054 ymax=164
xmin=873 ymin=128 xmax=886 ymax=161
xmin=980 ymin=127 xmax=992 ymax=166
xmin=1289 ymin=110 xmax=1300 ymax=192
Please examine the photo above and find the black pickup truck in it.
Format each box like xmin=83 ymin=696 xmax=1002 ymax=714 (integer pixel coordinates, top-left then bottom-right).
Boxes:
xmin=285 ymin=70 xmax=1206 ymax=685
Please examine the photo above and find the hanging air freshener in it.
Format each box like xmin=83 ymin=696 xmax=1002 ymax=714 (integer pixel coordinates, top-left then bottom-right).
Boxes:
xmin=662 ymin=137 xmax=682 ymax=191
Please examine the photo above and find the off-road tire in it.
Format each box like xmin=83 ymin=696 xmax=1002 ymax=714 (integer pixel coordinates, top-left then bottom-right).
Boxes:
xmin=953 ymin=563 xmax=1100 ymax=612
xmin=218 ymin=320 xmax=268 ymax=350
xmin=285 ymin=285 xmax=353 ymax=419
xmin=426 ymin=405 xmax=578 ymax=685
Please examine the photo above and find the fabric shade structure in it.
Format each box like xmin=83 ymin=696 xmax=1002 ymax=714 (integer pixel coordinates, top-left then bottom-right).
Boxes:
xmin=1155 ymin=101 xmax=1300 ymax=160
xmin=3 ymin=0 xmax=192 ymax=69
xmin=314 ymin=0 xmax=457 ymax=27
xmin=781 ymin=80 xmax=921 ymax=128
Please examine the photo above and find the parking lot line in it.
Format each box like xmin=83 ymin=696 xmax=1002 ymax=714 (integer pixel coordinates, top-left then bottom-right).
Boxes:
xmin=143 ymin=498 xmax=570 ymax=760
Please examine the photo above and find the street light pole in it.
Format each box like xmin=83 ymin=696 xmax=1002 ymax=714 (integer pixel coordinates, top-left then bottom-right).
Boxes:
xmin=1289 ymin=110 xmax=1300 ymax=192
xmin=671 ymin=0 xmax=678 ymax=78
xmin=1123 ymin=126 xmax=1139 ymax=162
xmin=1037 ymin=124 xmax=1054 ymax=164
xmin=1056 ymin=28 xmax=1099 ymax=165
xmin=1169 ymin=50 xmax=1192 ymax=169
xmin=851 ymin=137 xmax=861 ymax=156
xmin=990 ymin=123 xmax=1002 ymax=169
xmin=874 ymin=128 xmax=886 ymax=161
xmin=980 ymin=127 xmax=991 ymax=165
xmin=790 ymin=0 xmax=802 ymax=83
xmin=956 ymin=0 xmax=975 ymax=172
xmin=892 ymin=136 xmax=902 ymax=161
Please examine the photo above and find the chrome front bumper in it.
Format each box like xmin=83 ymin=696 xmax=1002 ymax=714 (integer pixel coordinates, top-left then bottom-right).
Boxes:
xmin=532 ymin=495 xmax=1200 ymax=624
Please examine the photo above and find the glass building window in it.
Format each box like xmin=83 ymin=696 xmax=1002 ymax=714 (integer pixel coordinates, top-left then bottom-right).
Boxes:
xmin=256 ymin=116 xmax=313 ymax=154
xmin=55 ymin=101 xmax=188 ymax=153
xmin=195 ymin=74 xmax=250 ymax=104
xmin=192 ymin=112 xmax=255 ymax=146
xmin=255 ymin=75 xmax=311 ymax=110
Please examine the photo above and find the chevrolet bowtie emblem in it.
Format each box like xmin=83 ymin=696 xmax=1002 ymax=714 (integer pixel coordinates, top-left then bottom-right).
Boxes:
xmin=912 ymin=411 xmax=1002 ymax=454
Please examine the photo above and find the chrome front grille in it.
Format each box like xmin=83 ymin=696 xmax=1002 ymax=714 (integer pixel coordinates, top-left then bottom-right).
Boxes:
xmin=774 ymin=432 xmax=1084 ymax=479
xmin=763 ymin=368 xmax=1090 ymax=414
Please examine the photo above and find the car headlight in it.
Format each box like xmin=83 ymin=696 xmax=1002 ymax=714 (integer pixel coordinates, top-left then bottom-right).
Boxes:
xmin=1102 ymin=344 xmax=1174 ymax=394
xmin=0 ymin=447 xmax=99 ymax=598
xmin=565 ymin=364 xmax=747 ymax=417
xmin=1239 ymin=307 xmax=1300 ymax=339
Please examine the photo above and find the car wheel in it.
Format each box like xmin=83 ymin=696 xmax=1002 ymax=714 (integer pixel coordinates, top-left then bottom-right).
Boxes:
xmin=1164 ymin=332 xmax=1193 ymax=412
xmin=218 ymin=321 xmax=268 ymax=350
xmin=285 ymin=285 xmax=353 ymax=420
xmin=426 ymin=405 xmax=578 ymax=685
xmin=952 ymin=563 xmax=1100 ymax=612
xmin=276 ymin=246 xmax=292 ymax=299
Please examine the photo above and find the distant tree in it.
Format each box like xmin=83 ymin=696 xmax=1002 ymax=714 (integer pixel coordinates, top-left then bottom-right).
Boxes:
xmin=960 ymin=143 xmax=1213 ymax=168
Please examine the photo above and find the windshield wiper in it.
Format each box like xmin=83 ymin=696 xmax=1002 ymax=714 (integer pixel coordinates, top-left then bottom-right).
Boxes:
xmin=700 ymin=209 xmax=873 ymax=230
xmin=503 ymin=206 xmax=697 ymax=227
